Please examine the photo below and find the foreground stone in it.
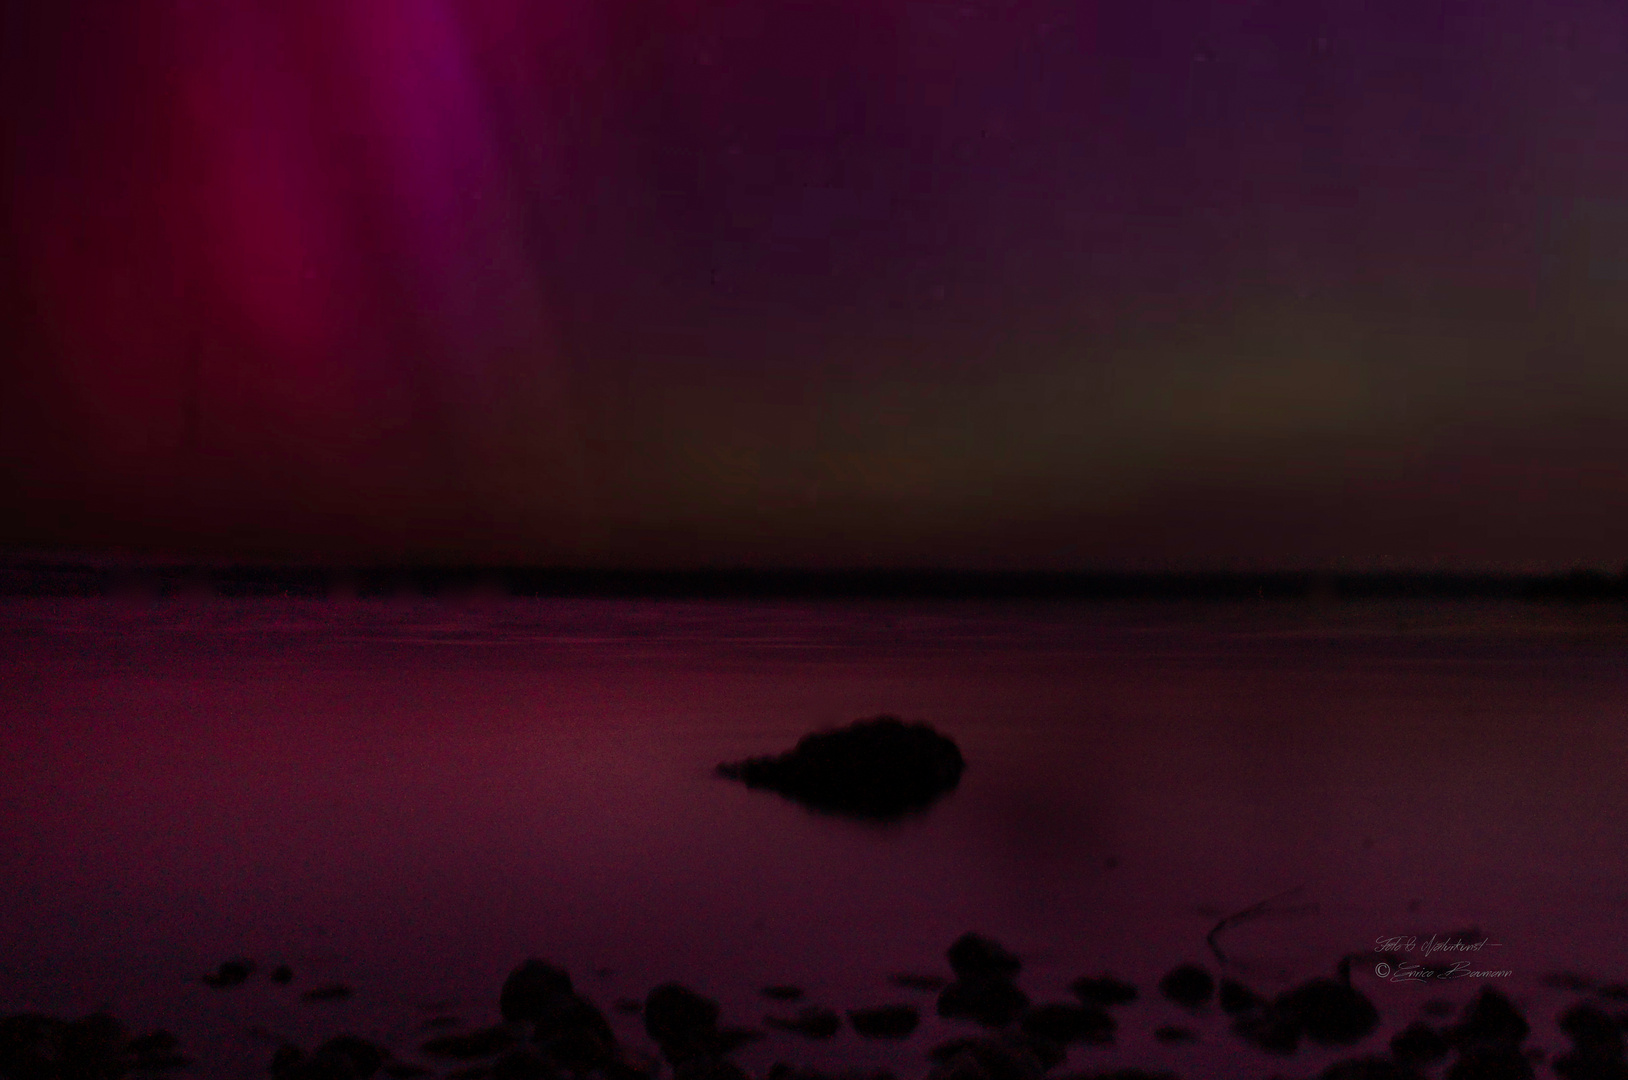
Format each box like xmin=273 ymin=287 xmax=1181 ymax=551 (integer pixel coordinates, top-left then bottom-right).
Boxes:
xmin=1068 ymin=977 xmax=1137 ymax=1009
xmin=716 ymin=717 xmax=965 ymax=819
xmin=847 ymin=1006 xmax=919 ymax=1039
xmin=0 ymin=1012 xmax=192 ymax=1077
xmin=765 ymin=1007 xmax=842 ymax=1040
xmin=1018 ymin=1004 xmax=1114 ymax=1046
xmin=501 ymin=959 xmax=619 ymax=1072
xmin=271 ymin=1034 xmax=386 ymax=1079
xmin=928 ymin=1034 xmax=1059 ymax=1080
xmin=1156 ymin=966 xmax=1213 ymax=1010
xmin=202 ymin=958 xmax=255 ymax=988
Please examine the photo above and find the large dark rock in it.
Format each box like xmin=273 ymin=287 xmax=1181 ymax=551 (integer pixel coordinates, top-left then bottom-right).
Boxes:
xmin=421 ymin=1025 xmax=520 ymax=1060
xmin=948 ymin=935 xmax=1022 ymax=982
xmin=938 ymin=979 xmax=1031 ymax=1028
xmin=1157 ymin=965 xmax=1213 ymax=1009
xmin=1391 ymin=1022 xmax=1449 ymax=1066
xmin=501 ymin=960 xmax=578 ymax=1025
xmin=1445 ymin=989 xmax=1530 ymax=1051
xmin=645 ymin=984 xmax=730 ymax=1065
xmin=1445 ymin=1045 xmax=1534 ymax=1080
xmin=500 ymin=960 xmax=617 ymax=1072
xmin=271 ymin=1035 xmax=387 ymax=1079
xmin=1555 ymin=1003 xmax=1628 ymax=1080
xmin=1217 ymin=979 xmax=1265 ymax=1016
xmin=1 ymin=1011 xmax=193 ymax=1078
xmin=765 ymin=1007 xmax=842 ymax=1039
xmin=847 ymin=1006 xmax=919 ymax=1039
xmin=1019 ymin=1004 xmax=1115 ymax=1045
xmin=1276 ymin=976 xmax=1380 ymax=1045
xmin=1229 ymin=964 xmax=1378 ymax=1053
xmin=716 ymin=717 xmax=965 ymax=819
xmin=674 ymin=1055 xmax=750 ymax=1080
xmin=927 ymin=1035 xmax=1053 ymax=1080
xmin=203 ymin=958 xmax=256 ymax=987
xmin=1068 ymin=976 xmax=1138 ymax=1008
xmin=1318 ymin=1057 xmax=1423 ymax=1080
xmin=767 ymin=1066 xmax=897 ymax=1080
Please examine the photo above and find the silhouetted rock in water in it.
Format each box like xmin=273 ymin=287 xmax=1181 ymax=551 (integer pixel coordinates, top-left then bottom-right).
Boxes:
xmin=271 ymin=964 xmax=295 ymax=985
xmin=848 ymin=1006 xmax=919 ymax=1039
xmin=1445 ymin=989 xmax=1530 ymax=1051
xmin=1445 ymin=1045 xmax=1534 ymax=1080
xmin=203 ymin=958 xmax=255 ymax=987
xmin=272 ymin=1035 xmax=387 ymax=1079
xmin=1554 ymin=1003 xmax=1628 ymax=1080
xmin=645 ymin=984 xmax=753 ymax=1065
xmin=1068 ymin=976 xmax=1138 ymax=1008
xmin=938 ymin=978 xmax=1031 ymax=1028
xmin=1019 ymin=1004 xmax=1114 ymax=1045
xmin=1055 ymin=1072 xmax=1180 ymax=1080
xmin=1561 ymin=1004 xmax=1626 ymax=1058
xmin=423 ymin=1026 xmax=522 ymax=1061
xmin=937 ymin=933 xmax=1028 ymax=1027
xmin=1228 ymin=964 xmax=1377 ymax=1053
xmin=892 ymin=974 xmax=951 ymax=992
xmin=1601 ymin=986 xmax=1628 ymax=1003
xmin=947 ymin=934 xmax=1022 ymax=981
xmin=1152 ymin=1026 xmax=1196 ymax=1046
xmin=716 ymin=717 xmax=965 ymax=819
xmin=383 ymin=1064 xmax=433 ymax=1079
xmin=1232 ymin=1008 xmax=1303 ymax=1055
xmin=303 ymin=983 xmax=355 ymax=1002
xmin=1157 ymin=966 xmax=1213 ymax=1009
xmin=500 ymin=959 xmax=617 ymax=1072
xmin=486 ymin=1046 xmax=559 ymax=1079
xmin=502 ymin=960 xmax=577 ymax=1023
xmin=0 ymin=1011 xmax=193 ymax=1077
xmin=1318 ymin=1057 xmax=1423 ymax=1080
xmin=1217 ymin=979 xmax=1265 ymax=1016
xmin=1391 ymin=1022 xmax=1449 ymax=1066
xmin=716 ymin=1028 xmax=766 ymax=1054
xmin=763 ymin=986 xmax=805 ymax=1002
xmin=1276 ymin=971 xmax=1379 ymax=1045
xmin=928 ymin=1034 xmax=1057 ymax=1080
xmin=674 ymin=1056 xmax=750 ymax=1080
xmin=127 ymin=1028 xmax=192 ymax=1070
xmin=768 ymin=1065 xmax=897 ymax=1080
xmin=766 ymin=1007 xmax=842 ymax=1039
xmin=1555 ymin=1051 xmax=1628 ymax=1079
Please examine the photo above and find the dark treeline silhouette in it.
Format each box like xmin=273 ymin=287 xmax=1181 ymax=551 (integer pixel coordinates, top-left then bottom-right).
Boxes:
xmin=3 ymin=558 xmax=1628 ymax=602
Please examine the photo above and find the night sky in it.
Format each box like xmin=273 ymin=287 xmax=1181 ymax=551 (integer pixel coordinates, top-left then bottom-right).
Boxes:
xmin=3 ymin=0 xmax=1627 ymax=570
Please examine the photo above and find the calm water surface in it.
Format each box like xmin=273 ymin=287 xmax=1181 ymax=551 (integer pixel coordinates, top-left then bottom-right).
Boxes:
xmin=3 ymin=597 xmax=1627 ymax=1077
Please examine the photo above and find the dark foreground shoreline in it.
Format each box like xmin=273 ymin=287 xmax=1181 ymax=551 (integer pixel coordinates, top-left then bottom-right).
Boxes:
xmin=3 ymin=558 xmax=1628 ymax=603
xmin=6 ymin=936 xmax=1626 ymax=1080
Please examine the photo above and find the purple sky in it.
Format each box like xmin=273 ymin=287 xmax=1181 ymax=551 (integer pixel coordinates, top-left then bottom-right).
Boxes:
xmin=3 ymin=0 xmax=1627 ymax=569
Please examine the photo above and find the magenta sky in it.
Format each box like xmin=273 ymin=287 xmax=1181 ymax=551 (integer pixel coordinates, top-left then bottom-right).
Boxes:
xmin=3 ymin=0 xmax=1627 ymax=569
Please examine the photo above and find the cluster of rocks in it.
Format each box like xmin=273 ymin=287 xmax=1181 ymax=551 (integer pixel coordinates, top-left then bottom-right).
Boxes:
xmin=201 ymin=957 xmax=350 ymax=1001
xmin=0 ymin=1011 xmax=190 ymax=1078
xmin=14 ymin=939 xmax=1628 ymax=1080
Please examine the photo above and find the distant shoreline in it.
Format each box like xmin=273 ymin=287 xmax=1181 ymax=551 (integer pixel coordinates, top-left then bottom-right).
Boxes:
xmin=1 ymin=558 xmax=1624 ymax=602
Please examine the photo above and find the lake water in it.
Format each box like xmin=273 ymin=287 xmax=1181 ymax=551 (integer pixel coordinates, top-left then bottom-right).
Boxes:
xmin=3 ymin=596 xmax=1627 ymax=1078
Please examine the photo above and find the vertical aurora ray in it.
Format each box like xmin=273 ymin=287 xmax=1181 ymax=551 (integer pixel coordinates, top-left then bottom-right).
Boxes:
xmin=4 ymin=0 xmax=1628 ymax=566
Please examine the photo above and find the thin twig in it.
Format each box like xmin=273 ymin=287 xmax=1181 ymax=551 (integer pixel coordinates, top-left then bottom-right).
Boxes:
xmin=1206 ymin=884 xmax=1317 ymax=966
